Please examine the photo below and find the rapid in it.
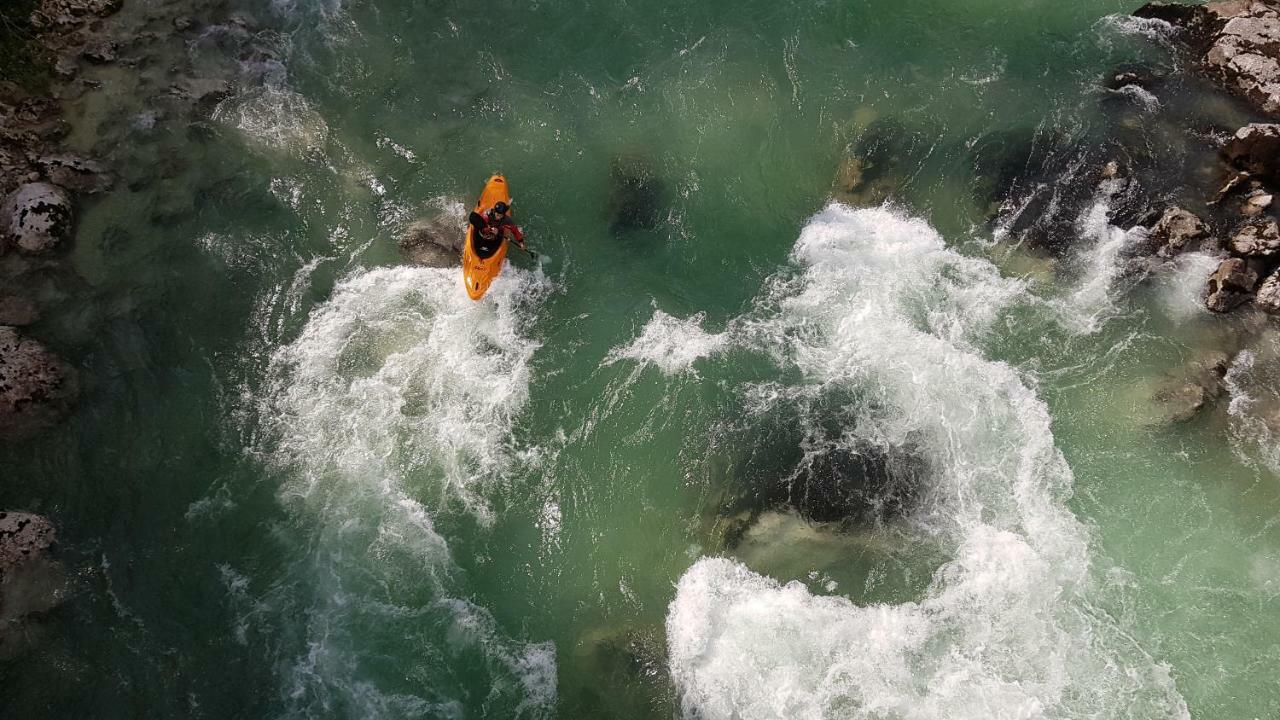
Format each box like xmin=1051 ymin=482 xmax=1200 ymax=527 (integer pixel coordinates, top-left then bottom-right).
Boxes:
xmin=2 ymin=0 xmax=1279 ymax=719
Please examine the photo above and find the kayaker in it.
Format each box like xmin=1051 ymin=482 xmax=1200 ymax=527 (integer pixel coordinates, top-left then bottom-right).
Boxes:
xmin=468 ymin=201 xmax=525 ymax=257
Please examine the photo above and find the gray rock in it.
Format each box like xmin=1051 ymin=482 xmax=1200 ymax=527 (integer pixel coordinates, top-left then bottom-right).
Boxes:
xmin=0 ymin=297 xmax=39 ymax=327
xmin=1204 ymin=5 xmax=1280 ymax=116
xmin=1148 ymin=350 xmax=1232 ymax=424
xmin=1229 ymin=219 xmax=1280 ymax=256
xmin=1256 ymin=270 xmax=1280 ymax=312
xmin=1207 ymin=256 xmax=1266 ymax=312
xmin=399 ymin=215 xmax=464 ymax=267
xmin=1149 ymin=207 xmax=1210 ymax=257
xmin=2 ymin=183 xmax=73 ymax=254
xmin=1225 ymin=124 xmax=1280 ymax=182
xmin=81 ymin=40 xmax=117 ymax=64
xmin=37 ymin=154 xmax=112 ymax=194
xmin=0 ymin=327 xmax=78 ymax=441
xmin=0 ymin=513 xmax=55 ymax=577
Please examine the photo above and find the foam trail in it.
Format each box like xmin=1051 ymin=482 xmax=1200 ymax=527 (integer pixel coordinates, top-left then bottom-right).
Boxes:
xmin=1224 ymin=337 xmax=1280 ymax=476
xmin=605 ymin=308 xmax=730 ymax=375
xmin=258 ymin=265 xmax=556 ymax=718
xmin=1056 ymin=179 xmax=1147 ymax=333
xmin=667 ymin=204 xmax=1187 ymax=720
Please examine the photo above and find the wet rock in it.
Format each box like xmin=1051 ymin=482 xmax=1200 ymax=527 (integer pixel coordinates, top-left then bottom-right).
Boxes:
xmin=1103 ymin=64 xmax=1164 ymax=91
xmin=1209 ymin=169 xmax=1251 ymax=205
xmin=1224 ymin=124 xmax=1280 ymax=183
xmin=838 ymin=118 xmax=933 ymax=207
xmin=0 ymin=511 xmax=67 ymax=660
xmin=1206 ymin=256 xmax=1266 ymax=311
xmin=0 ymin=513 xmax=56 ymax=577
xmin=81 ymin=40 xmax=117 ymax=64
xmin=1256 ymin=269 xmax=1280 ymax=312
xmin=37 ymin=154 xmax=112 ymax=194
xmin=1242 ymin=189 xmax=1273 ymax=216
xmin=168 ymin=78 xmax=233 ymax=118
xmin=781 ymin=444 xmax=920 ymax=525
xmin=609 ymin=153 xmax=667 ymax=234
xmin=172 ymin=16 xmax=195 ymax=32
xmin=574 ymin=624 xmax=671 ymax=716
xmin=1228 ymin=219 xmax=1280 ymax=256
xmin=2 ymin=183 xmax=73 ymax=254
xmin=399 ymin=214 xmax=464 ymax=267
xmin=0 ymin=326 xmax=78 ymax=441
xmin=1147 ymin=206 xmax=1210 ymax=257
xmin=1204 ymin=4 xmax=1280 ymax=115
xmin=0 ymin=297 xmax=39 ymax=327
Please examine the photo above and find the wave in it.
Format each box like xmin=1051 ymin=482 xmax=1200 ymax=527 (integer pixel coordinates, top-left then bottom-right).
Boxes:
xmin=604 ymin=308 xmax=730 ymax=376
xmin=665 ymin=204 xmax=1188 ymax=720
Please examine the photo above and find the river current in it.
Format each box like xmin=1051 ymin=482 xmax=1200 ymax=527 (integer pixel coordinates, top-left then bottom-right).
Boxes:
xmin=2 ymin=0 xmax=1279 ymax=718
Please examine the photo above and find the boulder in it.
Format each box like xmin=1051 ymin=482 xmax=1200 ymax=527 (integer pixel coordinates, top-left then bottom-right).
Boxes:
xmin=1256 ymin=269 xmax=1280 ymax=312
xmin=1206 ymin=256 xmax=1266 ymax=311
xmin=1148 ymin=206 xmax=1209 ymax=257
xmin=0 ymin=297 xmax=39 ymax=327
xmin=1224 ymin=124 xmax=1280 ymax=182
xmin=0 ymin=513 xmax=56 ymax=577
xmin=0 ymin=327 xmax=79 ymax=441
xmin=1229 ymin=219 xmax=1280 ymax=256
xmin=1203 ymin=5 xmax=1280 ymax=115
xmin=609 ymin=153 xmax=668 ymax=234
xmin=3 ymin=183 xmax=73 ymax=254
xmin=80 ymin=40 xmax=117 ymax=64
xmin=1242 ymin=188 xmax=1273 ymax=215
xmin=399 ymin=214 xmax=464 ymax=267
xmin=36 ymin=154 xmax=112 ymax=194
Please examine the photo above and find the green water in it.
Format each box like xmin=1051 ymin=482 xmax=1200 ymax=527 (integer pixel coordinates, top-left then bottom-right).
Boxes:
xmin=3 ymin=0 xmax=1280 ymax=717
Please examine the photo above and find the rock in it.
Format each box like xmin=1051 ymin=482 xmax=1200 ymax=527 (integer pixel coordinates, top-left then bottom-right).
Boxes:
xmin=1224 ymin=124 xmax=1280 ymax=182
xmin=1134 ymin=1 xmax=1213 ymax=28
xmin=1209 ymin=169 xmax=1251 ymax=205
xmin=0 ymin=511 xmax=67 ymax=660
xmin=169 ymin=78 xmax=233 ymax=117
xmin=2 ymin=183 xmax=73 ymax=254
xmin=0 ymin=327 xmax=78 ymax=441
xmin=1229 ymin=219 xmax=1280 ymax=256
xmin=36 ymin=154 xmax=112 ymax=194
xmin=1207 ymin=256 xmax=1266 ymax=312
xmin=609 ymin=153 xmax=668 ymax=234
xmin=1202 ymin=5 xmax=1280 ymax=116
xmin=0 ymin=297 xmax=39 ymax=327
xmin=1256 ymin=269 xmax=1280 ymax=312
xmin=1148 ymin=206 xmax=1209 ymax=257
xmin=399 ymin=214 xmax=464 ymax=267
xmin=1242 ymin=189 xmax=1273 ymax=216
xmin=0 ymin=513 xmax=56 ymax=577
xmin=172 ymin=16 xmax=195 ymax=31
xmin=80 ymin=40 xmax=117 ymax=64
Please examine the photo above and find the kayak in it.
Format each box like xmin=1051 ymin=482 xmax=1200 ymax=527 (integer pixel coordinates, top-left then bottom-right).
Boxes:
xmin=462 ymin=174 xmax=513 ymax=300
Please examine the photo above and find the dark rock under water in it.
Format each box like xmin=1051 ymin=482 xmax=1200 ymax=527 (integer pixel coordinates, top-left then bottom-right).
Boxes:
xmin=608 ymin=153 xmax=668 ymax=235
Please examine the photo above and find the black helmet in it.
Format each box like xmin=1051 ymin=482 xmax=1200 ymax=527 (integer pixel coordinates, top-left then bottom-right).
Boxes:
xmin=492 ymin=201 xmax=509 ymax=215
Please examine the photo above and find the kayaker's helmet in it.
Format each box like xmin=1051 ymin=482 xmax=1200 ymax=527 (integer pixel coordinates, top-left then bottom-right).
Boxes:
xmin=491 ymin=201 xmax=509 ymax=216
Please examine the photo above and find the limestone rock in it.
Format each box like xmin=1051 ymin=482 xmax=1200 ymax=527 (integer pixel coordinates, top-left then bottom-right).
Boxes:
xmin=1256 ymin=270 xmax=1280 ymax=312
xmin=1149 ymin=207 xmax=1210 ymax=257
xmin=1207 ymin=256 xmax=1266 ymax=311
xmin=0 ymin=327 xmax=78 ymax=441
xmin=1225 ymin=124 xmax=1280 ymax=182
xmin=1203 ymin=5 xmax=1280 ymax=116
xmin=37 ymin=154 xmax=112 ymax=194
xmin=3 ymin=183 xmax=72 ymax=254
xmin=1229 ymin=219 xmax=1280 ymax=256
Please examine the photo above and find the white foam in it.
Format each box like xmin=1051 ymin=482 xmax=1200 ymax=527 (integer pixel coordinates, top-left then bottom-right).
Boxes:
xmin=259 ymin=264 xmax=556 ymax=716
xmin=1224 ymin=340 xmax=1280 ymax=476
xmin=1055 ymin=179 xmax=1146 ymax=333
xmin=605 ymin=308 xmax=729 ymax=375
xmin=215 ymin=83 xmax=330 ymax=156
xmin=1155 ymin=251 xmax=1218 ymax=320
xmin=667 ymin=204 xmax=1188 ymax=720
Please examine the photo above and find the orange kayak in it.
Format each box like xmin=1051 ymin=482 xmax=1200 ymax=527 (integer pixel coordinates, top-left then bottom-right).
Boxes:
xmin=462 ymin=174 xmax=513 ymax=300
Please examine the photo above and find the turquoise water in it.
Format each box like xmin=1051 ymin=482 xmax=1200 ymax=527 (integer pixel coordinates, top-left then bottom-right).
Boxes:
xmin=3 ymin=0 xmax=1280 ymax=717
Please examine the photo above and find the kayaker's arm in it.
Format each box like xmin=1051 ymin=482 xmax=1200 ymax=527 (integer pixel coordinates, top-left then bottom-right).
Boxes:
xmin=503 ymin=220 xmax=525 ymax=247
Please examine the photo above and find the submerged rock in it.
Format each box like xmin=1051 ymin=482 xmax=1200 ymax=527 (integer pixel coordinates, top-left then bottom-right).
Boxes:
xmin=1148 ymin=351 xmax=1231 ymax=424
xmin=2 ymin=182 xmax=73 ymax=254
xmin=0 ymin=297 xmax=39 ymax=327
xmin=0 ymin=513 xmax=56 ymax=577
xmin=36 ymin=154 xmax=112 ymax=195
xmin=1207 ymin=256 xmax=1266 ymax=311
xmin=0 ymin=512 xmax=67 ymax=660
xmin=399 ymin=213 xmax=464 ymax=267
xmin=608 ymin=153 xmax=667 ymax=234
xmin=0 ymin=327 xmax=78 ymax=441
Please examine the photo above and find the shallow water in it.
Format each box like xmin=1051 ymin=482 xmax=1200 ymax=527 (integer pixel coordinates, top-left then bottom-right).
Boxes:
xmin=3 ymin=0 xmax=1280 ymax=718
